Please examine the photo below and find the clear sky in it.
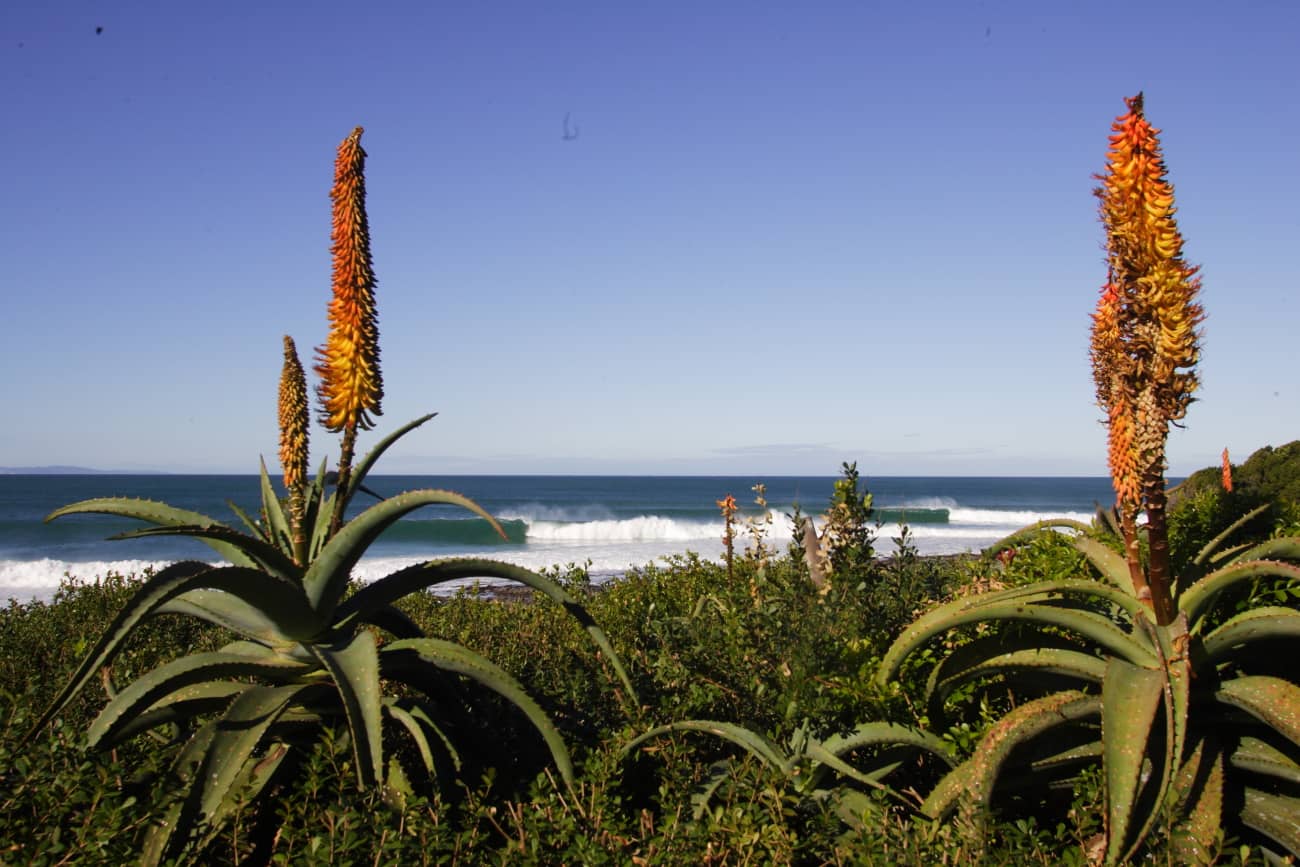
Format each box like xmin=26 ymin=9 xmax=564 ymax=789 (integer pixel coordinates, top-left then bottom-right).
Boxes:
xmin=4 ymin=1 xmax=1297 ymax=476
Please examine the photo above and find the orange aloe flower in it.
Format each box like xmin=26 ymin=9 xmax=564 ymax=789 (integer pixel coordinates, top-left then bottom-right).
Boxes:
xmin=315 ymin=126 xmax=383 ymax=434
xmin=1222 ymin=447 xmax=1233 ymax=493
xmin=278 ymin=336 xmax=310 ymax=494
xmin=1091 ymin=93 xmax=1204 ymax=622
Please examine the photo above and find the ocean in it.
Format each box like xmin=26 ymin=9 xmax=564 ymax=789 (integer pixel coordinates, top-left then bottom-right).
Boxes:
xmin=0 ymin=474 xmax=1117 ymax=603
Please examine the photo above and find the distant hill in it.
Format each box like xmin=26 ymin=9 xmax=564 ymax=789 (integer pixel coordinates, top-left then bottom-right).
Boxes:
xmin=0 ymin=466 xmax=164 ymax=475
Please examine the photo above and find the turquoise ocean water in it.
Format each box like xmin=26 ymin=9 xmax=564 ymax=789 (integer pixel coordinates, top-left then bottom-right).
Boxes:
xmin=0 ymin=474 xmax=1120 ymax=602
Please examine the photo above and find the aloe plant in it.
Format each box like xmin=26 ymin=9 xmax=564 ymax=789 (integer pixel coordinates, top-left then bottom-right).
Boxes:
xmin=29 ymin=414 xmax=636 ymax=864
xmin=624 ymin=718 xmax=955 ymax=827
xmin=875 ymin=95 xmax=1300 ymax=863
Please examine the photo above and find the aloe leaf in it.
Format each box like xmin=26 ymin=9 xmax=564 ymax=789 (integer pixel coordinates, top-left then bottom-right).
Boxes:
xmin=1073 ymin=535 xmax=1137 ymax=595
xmin=805 ymin=723 xmax=956 ymax=798
xmin=926 ymin=636 xmax=1107 ymax=718
xmin=1240 ymin=787 xmax=1300 ymax=858
xmin=1231 ymin=737 xmax=1300 ymax=787
xmin=46 ymin=497 xmax=257 ymax=568
xmin=338 ymin=557 xmax=637 ymax=705
xmin=110 ymin=524 xmax=301 ymax=581
xmin=1215 ymin=676 xmax=1300 ymax=748
xmin=142 ymin=684 xmax=302 ymax=865
xmin=1102 ymin=656 xmax=1166 ymax=864
xmin=347 ymin=413 xmax=437 ymax=500
xmin=878 ymin=592 xmax=1157 ymax=687
xmin=984 ymin=519 xmax=1092 ymax=555
xmin=1180 ymin=560 xmax=1300 ymax=628
xmin=384 ymin=700 xmax=436 ymax=775
xmin=157 ymin=567 xmax=321 ymax=639
xmin=226 ymin=499 xmax=268 ymax=542
xmin=920 ymin=691 xmax=1100 ymax=820
xmin=692 ymin=760 xmax=738 ymax=819
xmin=623 ymin=720 xmax=787 ymax=771
xmin=1192 ymin=505 xmax=1273 ymax=568
xmin=359 ymin=603 xmax=425 ymax=639
xmin=1202 ymin=607 xmax=1300 ymax=664
xmin=384 ymin=637 xmax=575 ymax=785
xmin=259 ymin=457 xmax=292 ymax=553
xmin=27 ymin=560 xmax=213 ymax=739
xmin=88 ymin=650 xmax=314 ymax=747
xmin=158 ymin=590 xmax=303 ymax=646
xmin=308 ymin=629 xmax=384 ymax=789
xmin=108 ymin=682 xmax=247 ymax=744
xmin=1231 ymin=535 xmax=1300 ymax=564
xmin=309 ymin=489 xmax=337 ymax=562
xmin=1169 ymin=737 xmax=1224 ymax=867
xmin=304 ymin=491 xmax=507 ymax=616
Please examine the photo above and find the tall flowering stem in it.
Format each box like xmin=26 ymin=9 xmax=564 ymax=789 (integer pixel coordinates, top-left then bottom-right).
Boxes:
xmin=1221 ymin=447 xmax=1233 ymax=494
xmin=278 ymin=335 xmax=310 ymax=563
xmin=718 ymin=494 xmax=738 ymax=582
xmin=1091 ymin=93 xmax=1203 ymax=625
xmin=315 ymin=126 xmax=384 ymax=533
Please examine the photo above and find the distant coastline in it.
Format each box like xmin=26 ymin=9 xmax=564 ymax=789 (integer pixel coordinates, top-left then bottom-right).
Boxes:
xmin=0 ymin=466 xmax=167 ymax=475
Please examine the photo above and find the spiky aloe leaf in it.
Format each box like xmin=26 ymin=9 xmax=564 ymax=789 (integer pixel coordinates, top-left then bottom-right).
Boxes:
xmin=1180 ymin=560 xmax=1300 ymax=627
xmin=1215 ymin=676 xmax=1300 ymax=747
xmin=346 ymin=412 xmax=437 ymax=501
xmin=157 ymin=589 xmax=314 ymax=647
xmin=1190 ymin=505 xmax=1274 ymax=569
xmin=258 ymin=456 xmax=292 ymax=553
xmin=623 ymin=720 xmax=788 ymax=771
xmin=308 ymin=629 xmax=383 ymax=789
xmin=87 ymin=650 xmax=315 ymax=747
xmin=384 ymin=637 xmax=575 ymax=785
xmin=142 ymin=684 xmax=304 ymax=865
xmin=110 ymin=524 xmax=301 ymax=581
xmin=358 ymin=603 xmax=425 ymax=639
xmin=107 ymin=681 xmax=247 ymax=744
xmin=803 ymin=722 xmax=957 ymax=798
xmin=226 ymin=498 xmax=268 ymax=542
xmin=46 ymin=497 xmax=257 ymax=568
xmin=925 ymin=635 xmax=1107 ymax=720
xmin=338 ymin=558 xmax=637 ymax=704
xmin=921 ymin=691 xmax=1100 ymax=820
xmin=1072 ymin=535 xmax=1138 ymax=595
xmin=877 ymin=585 xmax=1158 ymax=686
xmin=1202 ymin=607 xmax=1300 ymax=665
xmin=1168 ymin=737 xmax=1224 ymax=867
xmin=384 ymin=700 xmax=437 ymax=775
xmin=1231 ymin=736 xmax=1300 ymax=787
xmin=1240 ymin=787 xmax=1300 ymax=858
xmin=303 ymin=491 xmax=506 ymax=616
xmin=1102 ymin=656 xmax=1167 ymax=864
xmin=984 ymin=519 xmax=1092 ymax=556
xmin=1230 ymin=535 xmax=1300 ymax=564
xmin=27 ymin=561 xmax=320 ymax=740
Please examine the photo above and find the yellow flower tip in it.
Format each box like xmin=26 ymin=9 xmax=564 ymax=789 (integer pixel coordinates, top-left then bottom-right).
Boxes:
xmin=316 ymin=126 xmax=383 ymax=433
xmin=278 ymin=336 xmax=310 ymax=492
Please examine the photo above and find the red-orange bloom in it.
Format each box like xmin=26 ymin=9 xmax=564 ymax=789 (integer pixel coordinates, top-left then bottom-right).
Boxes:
xmin=1222 ymin=448 xmax=1233 ymax=494
xmin=315 ymin=126 xmax=383 ymax=433
xmin=1091 ymin=94 xmax=1203 ymax=514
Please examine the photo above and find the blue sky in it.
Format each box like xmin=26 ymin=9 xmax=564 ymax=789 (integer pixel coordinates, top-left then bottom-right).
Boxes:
xmin=4 ymin=1 xmax=1297 ymax=476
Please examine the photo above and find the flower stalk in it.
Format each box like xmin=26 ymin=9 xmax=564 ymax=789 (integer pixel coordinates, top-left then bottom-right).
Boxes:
xmin=315 ymin=126 xmax=383 ymax=533
xmin=278 ymin=335 xmax=310 ymax=562
xmin=1091 ymin=93 xmax=1203 ymax=625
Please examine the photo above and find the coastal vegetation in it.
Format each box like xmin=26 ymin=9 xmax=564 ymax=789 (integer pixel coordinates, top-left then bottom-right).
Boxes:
xmin=3 ymin=96 xmax=1298 ymax=864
